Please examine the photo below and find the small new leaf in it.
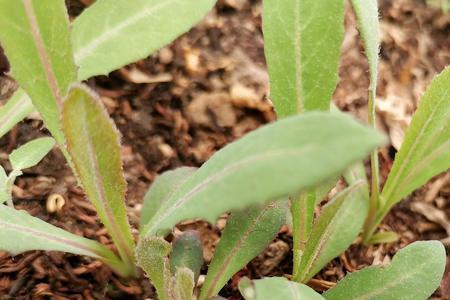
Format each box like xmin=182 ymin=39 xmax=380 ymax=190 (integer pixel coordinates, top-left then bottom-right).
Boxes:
xmin=323 ymin=241 xmax=446 ymax=300
xmin=9 ymin=137 xmax=55 ymax=171
xmin=199 ymin=201 xmax=287 ymax=300
xmin=140 ymin=112 xmax=385 ymax=237
xmin=262 ymin=0 xmax=345 ymax=115
xmin=239 ymin=277 xmax=325 ymax=300
xmin=135 ymin=236 xmax=172 ymax=300
xmin=171 ymin=267 xmax=195 ymax=300
xmin=72 ymin=0 xmax=217 ymax=80
xmin=170 ymin=231 xmax=203 ymax=282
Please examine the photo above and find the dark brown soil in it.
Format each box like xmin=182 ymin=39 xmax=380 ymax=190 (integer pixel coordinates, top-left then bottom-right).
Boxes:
xmin=0 ymin=0 xmax=449 ymax=299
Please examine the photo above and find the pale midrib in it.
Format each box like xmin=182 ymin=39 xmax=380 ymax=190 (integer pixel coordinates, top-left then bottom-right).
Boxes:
xmin=352 ymin=260 xmax=430 ymax=300
xmin=294 ymin=0 xmax=304 ymax=113
xmin=78 ymin=102 xmax=133 ymax=261
xmin=394 ymin=138 xmax=450 ymax=199
xmin=0 ymin=220 xmax=99 ymax=257
xmin=203 ymin=203 xmax=275 ymax=299
xmin=23 ymin=0 xmax=63 ymax=108
xmin=300 ymin=182 xmax=363 ymax=281
xmin=74 ymin=0 xmax=178 ymax=63
xmin=381 ymin=90 xmax=448 ymax=205
xmin=148 ymin=146 xmax=315 ymax=234
xmin=0 ymin=93 xmax=31 ymax=134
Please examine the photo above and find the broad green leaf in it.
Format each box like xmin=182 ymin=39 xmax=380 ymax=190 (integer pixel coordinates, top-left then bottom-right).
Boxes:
xmin=379 ymin=67 xmax=450 ymax=223
xmin=72 ymin=0 xmax=217 ymax=80
xmin=0 ymin=205 xmax=128 ymax=276
xmin=324 ymin=241 xmax=446 ymax=300
xmin=350 ymin=0 xmax=379 ymax=93
xmin=0 ymin=89 xmax=34 ymax=139
xmin=9 ymin=137 xmax=55 ymax=171
xmin=170 ymin=231 xmax=203 ymax=282
xmin=140 ymin=167 xmax=197 ymax=230
xmin=140 ymin=112 xmax=385 ymax=238
xmin=171 ymin=267 xmax=195 ymax=300
xmin=199 ymin=201 xmax=287 ymax=300
xmin=295 ymin=181 xmax=368 ymax=283
xmin=136 ymin=236 xmax=172 ymax=300
xmin=0 ymin=0 xmax=77 ymax=147
xmin=239 ymin=277 xmax=325 ymax=300
xmin=61 ymin=85 xmax=135 ymax=270
xmin=366 ymin=231 xmax=399 ymax=245
xmin=262 ymin=0 xmax=345 ymax=116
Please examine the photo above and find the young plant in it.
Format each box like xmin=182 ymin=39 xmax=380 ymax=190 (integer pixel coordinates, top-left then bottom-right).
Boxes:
xmin=257 ymin=0 xmax=449 ymax=298
xmin=0 ymin=137 xmax=55 ymax=207
xmin=239 ymin=241 xmax=446 ymax=300
xmin=0 ymin=0 xmax=384 ymax=292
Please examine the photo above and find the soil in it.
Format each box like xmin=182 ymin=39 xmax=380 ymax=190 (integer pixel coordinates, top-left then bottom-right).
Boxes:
xmin=0 ymin=0 xmax=449 ymax=299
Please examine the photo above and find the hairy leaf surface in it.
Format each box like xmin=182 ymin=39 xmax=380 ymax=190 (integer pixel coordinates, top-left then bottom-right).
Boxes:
xmin=62 ymin=85 xmax=135 ymax=268
xmin=0 ymin=0 xmax=77 ymax=146
xmin=262 ymin=0 xmax=345 ymax=115
xmin=72 ymin=0 xmax=217 ymax=80
xmin=350 ymin=0 xmax=379 ymax=92
xmin=0 ymin=89 xmax=34 ymax=139
xmin=9 ymin=137 xmax=55 ymax=171
xmin=199 ymin=201 xmax=287 ymax=300
xmin=140 ymin=112 xmax=385 ymax=237
xmin=0 ymin=205 xmax=126 ymax=275
xmin=140 ymin=167 xmax=197 ymax=230
xmin=324 ymin=241 xmax=446 ymax=300
xmin=296 ymin=181 xmax=368 ymax=283
xmin=380 ymin=67 xmax=450 ymax=219
xmin=170 ymin=231 xmax=203 ymax=282
xmin=239 ymin=277 xmax=324 ymax=300
xmin=136 ymin=237 xmax=172 ymax=300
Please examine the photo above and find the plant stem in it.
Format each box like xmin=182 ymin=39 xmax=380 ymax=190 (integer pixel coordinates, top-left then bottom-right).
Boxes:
xmin=362 ymin=89 xmax=380 ymax=244
xmin=291 ymin=191 xmax=315 ymax=282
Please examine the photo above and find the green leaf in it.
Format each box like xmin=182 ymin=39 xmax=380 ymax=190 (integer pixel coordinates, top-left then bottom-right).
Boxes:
xmin=350 ymin=0 xmax=380 ymax=92
xmin=171 ymin=267 xmax=195 ymax=300
xmin=366 ymin=231 xmax=399 ymax=245
xmin=239 ymin=277 xmax=325 ymax=300
xmin=262 ymin=0 xmax=345 ymax=116
xmin=379 ymin=67 xmax=450 ymax=223
xmin=295 ymin=181 xmax=368 ymax=283
xmin=199 ymin=201 xmax=287 ymax=300
xmin=170 ymin=231 xmax=203 ymax=282
xmin=0 ymin=205 xmax=128 ymax=276
xmin=140 ymin=112 xmax=385 ymax=237
xmin=140 ymin=167 xmax=197 ymax=230
xmin=0 ymin=89 xmax=34 ymax=139
xmin=61 ymin=85 xmax=135 ymax=272
xmin=0 ymin=0 xmax=77 ymax=147
xmin=136 ymin=236 xmax=172 ymax=300
xmin=9 ymin=137 xmax=55 ymax=171
xmin=0 ymin=166 xmax=8 ymax=204
xmin=72 ymin=0 xmax=217 ymax=80
xmin=324 ymin=241 xmax=446 ymax=300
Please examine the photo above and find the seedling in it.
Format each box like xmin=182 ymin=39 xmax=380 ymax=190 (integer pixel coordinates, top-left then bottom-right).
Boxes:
xmin=0 ymin=0 xmax=384 ymax=296
xmin=239 ymin=241 xmax=446 ymax=300
xmin=257 ymin=0 xmax=449 ymax=298
xmin=0 ymin=0 xmax=447 ymax=299
xmin=0 ymin=137 xmax=55 ymax=207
